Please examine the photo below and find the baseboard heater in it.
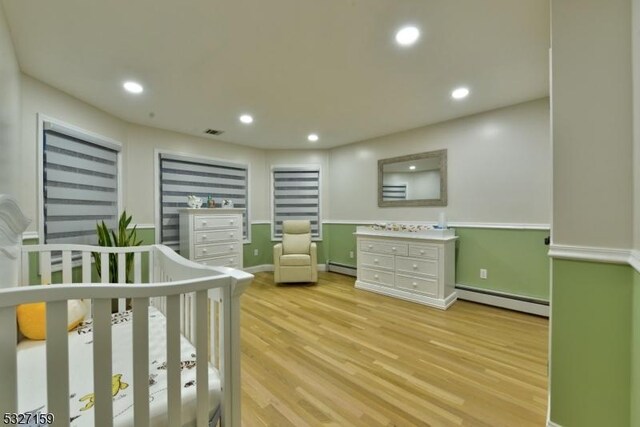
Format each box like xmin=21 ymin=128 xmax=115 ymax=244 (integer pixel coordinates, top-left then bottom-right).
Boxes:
xmin=455 ymin=284 xmax=549 ymax=317
xmin=327 ymin=261 xmax=357 ymax=277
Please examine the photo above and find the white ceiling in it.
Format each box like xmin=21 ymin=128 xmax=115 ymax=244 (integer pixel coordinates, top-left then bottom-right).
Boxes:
xmin=2 ymin=0 xmax=549 ymax=149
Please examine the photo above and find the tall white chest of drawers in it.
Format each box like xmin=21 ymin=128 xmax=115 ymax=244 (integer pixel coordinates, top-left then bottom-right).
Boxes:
xmin=355 ymin=227 xmax=458 ymax=310
xmin=179 ymin=208 xmax=244 ymax=269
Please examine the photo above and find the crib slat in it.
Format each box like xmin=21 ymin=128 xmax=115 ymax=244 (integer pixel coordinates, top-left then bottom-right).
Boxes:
xmin=100 ymin=252 xmax=109 ymax=283
xmin=134 ymin=252 xmax=142 ymax=284
xmin=93 ymin=299 xmax=113 ymax=427
xmin=21 ymin=251 xmax=29 ymax=286
xmin=195 ymin=290 xmax=209 ymax=427
xmin=46 ymin=300 xmax=70 ymax=425
xmin=0 ymin=307 xmax=17 ymax=415
xmin=82 ymin=251 xmax=91 ymax=283
xmin=166 ymin=294 xmax=182 ymax=427
xmin=62 ymin=250 xmax=72 ymax=283
xmin=40 ymin=251 xmax=51 ymax=285
xmin=132 ymin=298 xmax=150 ymax=427
xmin=209 ymin=299 xmax=218 ymax=368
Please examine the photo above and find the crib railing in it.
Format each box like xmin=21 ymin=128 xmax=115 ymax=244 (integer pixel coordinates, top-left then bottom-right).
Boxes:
xmin=0 ymin=243 xmax=252 ymax=427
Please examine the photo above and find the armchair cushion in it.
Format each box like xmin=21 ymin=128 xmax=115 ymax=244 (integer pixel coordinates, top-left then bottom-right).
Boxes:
xmin=283 ymin=233 xmax=311 ymax=254
xmin=280 ymin=254 xmax=311 ymax=266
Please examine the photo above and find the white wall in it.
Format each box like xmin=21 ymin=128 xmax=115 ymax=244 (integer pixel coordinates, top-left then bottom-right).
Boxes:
xmin=551 ymin=0 xmax=634 ymax=249
xmin=20 ymin=74 xmax=128 ymax=231
xmin=328 ymin=98 xmax=551 ymax=224
xmin=0 ymin=4 xmax=20 ymax=197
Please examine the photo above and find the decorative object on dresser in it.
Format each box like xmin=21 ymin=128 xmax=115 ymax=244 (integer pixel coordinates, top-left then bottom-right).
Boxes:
xmin=187 ymin=195 xmax=203 ymax=208
xmin=179 ymin=208 xmax=244 ymax=268
xmin=355 ymin=225 xmax=457 ymax=309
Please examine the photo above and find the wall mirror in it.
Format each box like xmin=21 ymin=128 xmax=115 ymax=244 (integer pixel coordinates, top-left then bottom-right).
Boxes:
xmin=378 ymin=149 xmax=447 ymax=207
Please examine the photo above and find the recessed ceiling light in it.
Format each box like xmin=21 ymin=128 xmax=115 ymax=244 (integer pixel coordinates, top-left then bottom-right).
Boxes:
xmin=123 ymin=81 xmax=143 ymax=94
xmin=395 ymin=26 xmax=420 ymax=46
xmin=307 ymin=133 xmax=319 ymax=142
xmin=451 ymin=87 xmax=470 ymax=100
xmin=409 ymin=165 xmax=416 ymax=170
xmin=239 ymin=114 xmax=253 ymax=124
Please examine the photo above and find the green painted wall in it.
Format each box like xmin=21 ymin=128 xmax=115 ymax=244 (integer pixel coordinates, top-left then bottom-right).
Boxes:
xmin=324 ymin=224 xmax=358 ymax=267
xmin=550 ymin=259 xmax=633 ymax=427
xmin=455 ymin=228 xmax=550 ymax=300
xmin=632 ymin=269 xmax=640 ymax=427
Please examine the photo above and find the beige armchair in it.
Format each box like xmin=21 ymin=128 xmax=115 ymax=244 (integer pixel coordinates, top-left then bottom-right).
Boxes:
xmin=273 ymin=220 xmax=318 ymax=284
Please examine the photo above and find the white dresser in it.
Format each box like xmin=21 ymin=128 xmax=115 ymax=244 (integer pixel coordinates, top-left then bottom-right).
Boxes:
xmin=179 ymin=208 xmax=244 ymax=269
xmin=355 ymin=226 xmax=458 ymax=309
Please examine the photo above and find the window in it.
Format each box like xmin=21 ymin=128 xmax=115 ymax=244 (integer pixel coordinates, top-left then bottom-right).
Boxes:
xmin=272 ymin=166 xmax=321 ymax=239
xmin=382 ymin=184 xmax=407 ymax=201
xmin=158 ymin=153 xmax=249 ymax=251
xmin=40 ymin=118 xmax=121 ymax=245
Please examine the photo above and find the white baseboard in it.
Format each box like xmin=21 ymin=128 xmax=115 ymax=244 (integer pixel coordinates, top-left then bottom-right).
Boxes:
xmin=327 ymin=263 xmax=357 ymax=276
xmin=547 ymin=420 xmax=563 ymax=427
xmin=456 ymin=286 xmax=549 ymax=317
xmin=243 ymin=264 xmax=327 ymax=274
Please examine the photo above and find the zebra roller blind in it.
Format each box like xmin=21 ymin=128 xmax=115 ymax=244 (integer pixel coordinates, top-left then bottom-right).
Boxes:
xmin=43 ymin=126 xmax=119 ymax=245
xmin=382 ymin=184 xmax=407 ymax=200
xmin=159 ymin=153 xmax=248 ymax=250
xmin=272 ymin=167 xmax=320 ymax=238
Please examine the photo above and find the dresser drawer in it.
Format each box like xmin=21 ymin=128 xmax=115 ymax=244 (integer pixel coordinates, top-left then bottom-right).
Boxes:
xmin=360 ymin=240 xmax=408 ymax=256
xmin=194 ymin=215 xmax=240 ymax=230
xmin=359 ymin=268 xmax=394 ymax=287
xmin=408 ymin=244 xmax=439 ymax=259
xmin=396 ymin=274 xmax=437 ymax=296
xmin=359 ymin=252 xmax=394 ymax=271
xmin=201 ymin=256 xmax=239 ymax=269
xmin=194 ymin=243 xmax=241 ymax=259
xmin=195 ymin=229 xmax=241 ymax=244
xmin=396 ymin=257 xmax=438 ymax=277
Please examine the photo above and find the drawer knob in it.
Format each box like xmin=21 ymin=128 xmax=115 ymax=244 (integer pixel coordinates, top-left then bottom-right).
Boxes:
xmin=229 ymin=233 xmax=234 ymax=237
xmin=202 ymin=235 xmax=207 ymax=240
xmin=374 ymin=258 xmax=379 ymax=263
xmin=420 ymin=250 xmax=425 ymax=254
xmin=202 ymin=221 xmax=207 ymax=225
xmin=203 ymin=248 xmax=207 ymax=252
xmin=392 ymin=247 xmax=396 ymax=251
xmin=230 ymin=220 xmax=235 ymax=224
xmin=374 ymin=274 xmax=379 ymax=279
xmin=229 ymin=246 xmax=233 ymax=251
xmin=413 ymin=264 xmax=418 ymax=269
xmin=368 ymin=244 xmax=373 ymax=249
xmin=412 ymin=282 xmax=417 ymax=288
xmin=228 ymin=259 xmax=234 ymax=265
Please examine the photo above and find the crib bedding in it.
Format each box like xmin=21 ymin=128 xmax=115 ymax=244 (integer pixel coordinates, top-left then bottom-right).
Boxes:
xmin=17 ymin=306 xmax=221 ymax=427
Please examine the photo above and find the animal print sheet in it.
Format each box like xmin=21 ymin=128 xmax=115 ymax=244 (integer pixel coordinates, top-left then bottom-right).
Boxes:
xmin=17 ymin=307 xmax=221 ymax=426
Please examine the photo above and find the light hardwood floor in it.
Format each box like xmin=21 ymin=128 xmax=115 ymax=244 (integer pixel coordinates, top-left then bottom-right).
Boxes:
xmin=240 ymin=271 xmax=548 ymax=427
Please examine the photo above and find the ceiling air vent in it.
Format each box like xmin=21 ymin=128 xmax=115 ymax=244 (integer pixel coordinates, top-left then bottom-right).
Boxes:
xmin=204 ymin=129 xmax=224 ymax=136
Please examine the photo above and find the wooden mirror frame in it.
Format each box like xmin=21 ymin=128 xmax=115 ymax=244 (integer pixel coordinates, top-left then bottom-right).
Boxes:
xmin=377 ymin=149 xmax=448 ymax=207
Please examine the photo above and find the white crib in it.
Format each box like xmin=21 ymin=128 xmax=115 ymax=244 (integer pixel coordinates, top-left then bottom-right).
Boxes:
xmin=0 ymin=195 xmax=253 ymax=427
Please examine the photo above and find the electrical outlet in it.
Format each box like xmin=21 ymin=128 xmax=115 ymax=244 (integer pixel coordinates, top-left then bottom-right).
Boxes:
xmin=480 ymin=268 xmax=488 ymax=279
xmin=253 ymin=249 xmax=259 ymax=256
xmin=349 ymin=251 xmax=354 ymax=259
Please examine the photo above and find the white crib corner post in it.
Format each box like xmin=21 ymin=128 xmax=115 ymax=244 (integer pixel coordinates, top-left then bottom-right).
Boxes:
xmin=229 ymin=288 xmax=242 ymax=427
xmin=219 ymin=283 xmax=235 ymax=427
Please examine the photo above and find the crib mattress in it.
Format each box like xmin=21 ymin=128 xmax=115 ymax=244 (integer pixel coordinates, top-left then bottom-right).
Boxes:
xmin=17 ymin=306 xmax=221 ymax=427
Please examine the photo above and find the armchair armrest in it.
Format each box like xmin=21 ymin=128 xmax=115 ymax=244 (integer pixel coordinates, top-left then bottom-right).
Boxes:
xmin=310 ymin=242 xmax=318 ymax=282
xmin=273 ymin=243 xmax=283 ymax=283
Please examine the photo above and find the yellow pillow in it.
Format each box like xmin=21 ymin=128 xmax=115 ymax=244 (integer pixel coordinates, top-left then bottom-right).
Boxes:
xmin=17 ymin=300 xmax=88 ymax=340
